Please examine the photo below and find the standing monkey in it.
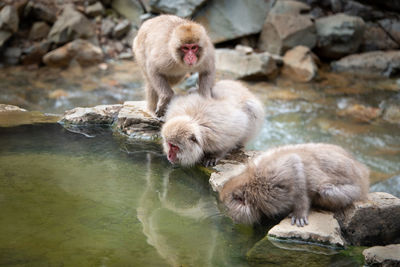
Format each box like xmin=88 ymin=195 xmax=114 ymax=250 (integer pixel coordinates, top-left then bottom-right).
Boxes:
xmin=133 ymin=15 xmax=216 ymax=117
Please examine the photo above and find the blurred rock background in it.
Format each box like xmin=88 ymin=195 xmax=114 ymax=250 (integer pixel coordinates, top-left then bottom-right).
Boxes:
xmin=0 ymin=0 xmax=399 ymax=79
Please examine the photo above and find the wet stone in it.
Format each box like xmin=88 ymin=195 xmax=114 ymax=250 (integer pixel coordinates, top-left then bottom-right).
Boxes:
xmin=60 ymin=104 xmax=122 ymax=125
xmin=116 ymin=101 xmax=162 ymax=140
xmin=335 ymin=192 xmax=400 ymax=246
xmin=363 ymin=244 xmax=400 ymax=267
xmin=267 ymin=211 xmax=346 ymax=247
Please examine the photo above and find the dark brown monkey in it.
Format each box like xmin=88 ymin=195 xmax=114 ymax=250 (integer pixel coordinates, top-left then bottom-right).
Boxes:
xmin=219 ymin=143 xmax=370 ymax=226
xmin=133 ymin=15 xmax=215 ymax=117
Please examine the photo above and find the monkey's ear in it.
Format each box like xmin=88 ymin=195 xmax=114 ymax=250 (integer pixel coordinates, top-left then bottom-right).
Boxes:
xmin=189 ymin=134 xmax=198 ymax=143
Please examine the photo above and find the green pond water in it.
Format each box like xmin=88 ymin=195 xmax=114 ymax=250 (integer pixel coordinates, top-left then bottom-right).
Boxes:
xmin=0 ymin=124 xmax=364 ymax=266
xmin=1 ymin=62 xmax=400 ymax=266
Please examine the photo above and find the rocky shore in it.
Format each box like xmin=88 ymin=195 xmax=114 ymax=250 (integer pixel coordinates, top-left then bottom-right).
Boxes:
xmin=1 ymin=0 xmax=400 ymax=80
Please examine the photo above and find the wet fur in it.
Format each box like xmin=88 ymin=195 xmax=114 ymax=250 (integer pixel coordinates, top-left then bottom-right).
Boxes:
xmin=220 ymin=143 xmax=370 ymax=226
xmin=161 ymin=80 xmax=265 ymax=167
xmin=133 ymin=15 xmax=215 ymax=117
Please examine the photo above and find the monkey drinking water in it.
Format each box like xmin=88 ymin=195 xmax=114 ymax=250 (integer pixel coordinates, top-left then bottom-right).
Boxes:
xmin=133 ymin=15 xmax=215 ymax=117
xmin=219 ymin=143 xmax=370 ymax=226
xmin=161 ymin=80 xmax=265 ymax=167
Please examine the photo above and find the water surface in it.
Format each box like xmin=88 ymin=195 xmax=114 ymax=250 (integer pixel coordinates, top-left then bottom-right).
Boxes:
xmin=0 ymin=124 xmax=363 ymax=266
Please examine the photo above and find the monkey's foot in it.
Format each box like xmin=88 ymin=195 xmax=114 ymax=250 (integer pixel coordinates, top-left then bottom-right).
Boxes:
xmin=289 ymin=213 xmax=309 ymax=227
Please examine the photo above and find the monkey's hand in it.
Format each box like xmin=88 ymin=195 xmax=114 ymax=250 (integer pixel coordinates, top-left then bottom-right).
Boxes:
xmin=289 ymin=212 xmax=309 ymax=227
xmin=155 ymin=95 xmax=172 ymax=117
xmin=202 ymin=154 xmax=220 ymax=167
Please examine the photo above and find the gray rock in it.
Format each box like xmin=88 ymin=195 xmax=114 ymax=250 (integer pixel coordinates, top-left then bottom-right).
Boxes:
xmin=0 ymin=104 xmax=26 ymax=112
xmin=215 ymin=49 xmax=278 ymax=80
xmin=85 ymin=2 xmax=105 ymax=17
xmin=121 ymin=27 xmax=138 ymax=46
xmin=268 ymin=211 xmax=346 ymax=247
xmin=370 ymin=175 xmax=400 ymax=199
xmin=116 ymin=101 xmax=161 ymax=140
xmin=361 ymin=23 xmax=399 ymax=52
xmin=282 ymin=45 xmax=318 ymax=82
xmin=150 ymin=0 xmax=207 ymax=17
xmin=0 ymin=5 xmax=19 ymax=33
xmin=335 ymin=192 xmax=400 ymax=246
xmin=3 ymin=47 xmax=21 ymax=65
xmin=382 ymin=104 xmax=400 ymax=124
xmin=331 ymin=50 xmax=400 ymax=78
xmin=342 ymin=0 xmax=384 ymax=21
xmin=194 ymin=0 xmax=272 ymax=44
xmin=48 ymin=4 xmax=95 ymax=45
xmin=178 ymin=72 xmax=199 ymax=91
xmin=258 ymin=13 xmax=316 ymax=55
xmin=23 ymin=1 xmax=57 ymax=24
xmin=60 ymin=104 xmax=122 ymax=125
xmin=0 ymin=30 xmax=12 ymax=48
xmin=111 ymin=0 xmax=143 ymax=26
xmin=113 ymin=19 xmax=131 ymax=39
xmin=363 ymin=244 xmax=400 ymax=267
xmin=21 ymin=41 xmax=50 ymax=65
xmin=315 ymin=13 xmax=365 ymax=59
xmin=269 ymin=0 xmax=311 ymax=15
xmin=43 ymin=39 xmax=103 ymax=68
xmin=101 ymin=18 xmax=115 ymax=37
xmin=28 ymin=21 xmax=50 ymax=41
xmin=209 ymin=150 xmax=258 ymax=192
xmin=362 ymin=0 xmax=400 ymax=12
xmin=378 ymin=18 xmax=400 ymax=46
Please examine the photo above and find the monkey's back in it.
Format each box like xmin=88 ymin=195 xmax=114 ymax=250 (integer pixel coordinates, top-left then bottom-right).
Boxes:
xmin=254 ymin=143 xmax=370 ymax=199
xmin=166 ymin=93 xmax=251 ymax=154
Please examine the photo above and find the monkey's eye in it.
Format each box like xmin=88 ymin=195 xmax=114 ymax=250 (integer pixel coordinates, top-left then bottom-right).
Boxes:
xmin=189 ymin=135 xmax=197 ymax=143
xmin=232 ymin=191 xmax=245 ymax=204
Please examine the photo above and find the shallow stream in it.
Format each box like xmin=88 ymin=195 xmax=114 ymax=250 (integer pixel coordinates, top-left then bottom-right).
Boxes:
xmin=0 ymin=61 xmax=399 ymax=266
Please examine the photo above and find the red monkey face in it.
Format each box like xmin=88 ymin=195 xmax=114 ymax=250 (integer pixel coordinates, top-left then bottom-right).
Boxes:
xmin=167 ymin=142 xmax=180 ymax=163
xmin=181 ymin=44 xmax=199 ymax=66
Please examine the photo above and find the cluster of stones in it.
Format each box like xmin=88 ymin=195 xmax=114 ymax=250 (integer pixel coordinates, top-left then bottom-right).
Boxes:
xmin=2 ymin=0 xmax=400 ymax=79
xmin=0 ymin=0 xmax=136 ymax=67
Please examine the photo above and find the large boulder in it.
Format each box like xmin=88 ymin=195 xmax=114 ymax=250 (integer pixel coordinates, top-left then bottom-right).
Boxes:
xmin=258 ymin=13 xmax=316 ymax=55
xmin=21 ymin=40 xmax=50 ymax=65
xmin=48 ymin=4 xmax=96 ymax=45
xmin=0 ymin=5 xmax=19 ymax=33
xmin=268 ymin=211 xmax=346 ymax=247
xmin=150 ymin=0 xmax=207 ymax=18
xmin=194 ymin=0 xmax=271 ymax=44
xmin=315 ymin=13 xmax=365 ymax=59
xmin=23 ymin=0 xmax=57 ymax=23
xmin=111 ymin=0 xmax=143 ymax=26
xmin=268 ymin=0 xmax=311 ymax=15
xmin=0 ymin=30 xmax=12 ymax=48
xmin=331 ymin=50 xmax=400 ymax=77
xmin=28 ymin=21 xmax=50 ymax=41
xmin=363 ymin=244 xmax=400 ymax=267
xmin=378 ymin=18 xmax=400 ymax=46
xmin=215 ymin=48 xmax=279 ymax=80
xmin=360 ymin=23 xmax=399 ymax=52
xmin=335 ymin=192 xmax=400 ymax=246
xmin=43 ymin=39 xmax=103 ymax=68
xmin=85 ymin=2 xmax=105 ymax=17
xmin=281 ymin=46 xmax=318 ymax=82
